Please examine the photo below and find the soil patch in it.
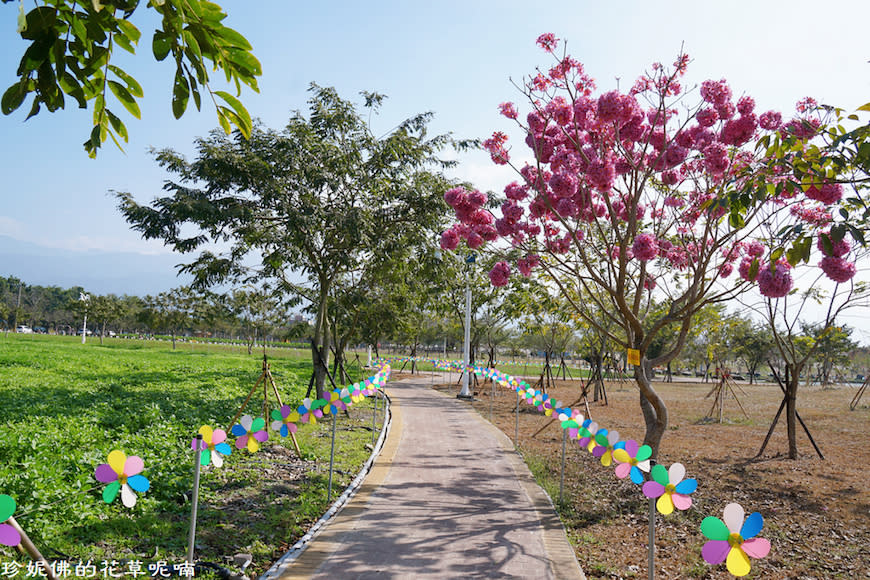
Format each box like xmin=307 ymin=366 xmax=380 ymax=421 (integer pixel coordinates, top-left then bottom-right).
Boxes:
xmin=433 ymin=373 xmax=870 ymax=579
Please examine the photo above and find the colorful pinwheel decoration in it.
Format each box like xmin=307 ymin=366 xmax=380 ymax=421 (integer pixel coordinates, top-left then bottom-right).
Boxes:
xmin=559 ymin=409 xmax=584 ymax=439
xmin=642 ymin=462 xmax=697 ymax=514
xmin=578 ymin=419 xmax=600 ymax=452
xmin=231 ymin=415 xmax=269 ymax=453
xmin=270 ymin=405 xmax=300 ymax=438
xmin=592 ymin=429 xmax=621 ymax=466
xmin=94 ymin=450 xmax=150 ymax=508
xmin=193 ymin=425 xmax=233 ymax=467
xmin=324 ymin=389 xmax=350 ymax=416
xmin=0 ymin=495 xmax=21 ymax=547
xmin=296 ymin=398 xmax=324 ymax=424
xmin=701 ymin=503 xmax=770 ymax=577
xmin=613 ymin=440 xmax=652 ymax=484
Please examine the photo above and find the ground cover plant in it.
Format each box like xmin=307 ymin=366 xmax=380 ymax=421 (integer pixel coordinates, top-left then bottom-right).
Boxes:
xmin=0 ymin=334 xmax=380 ymax=576
xmin=441 ymin=374 xmax=870 ymax=579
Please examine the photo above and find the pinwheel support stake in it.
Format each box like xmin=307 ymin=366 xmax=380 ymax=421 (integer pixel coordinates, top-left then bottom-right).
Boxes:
xmin=328 ymin=412 xmax=338 ymax=503
xmin=514 ymin=388 xmax=520 ymax=447
xmin=559 ymin=427 xmax=567 ymax=505
xmin=371 ymin=390 xmax=379 ymax=448
xmin=648 ymin=496 xmax=656 ymax=579
xmin=187 ymin=434 xmax=203 ymax=564
xmin=7 ymin=516 xmax=57 ymax=580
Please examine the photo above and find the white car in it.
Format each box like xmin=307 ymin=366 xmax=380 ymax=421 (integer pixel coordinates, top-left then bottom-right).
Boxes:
xmin=16 ymin=325 xmax=33 ymax=334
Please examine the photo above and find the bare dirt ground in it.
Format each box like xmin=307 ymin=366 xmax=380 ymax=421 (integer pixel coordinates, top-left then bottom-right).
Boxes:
xmin=432 ymin=372 xmax=870 ymax=579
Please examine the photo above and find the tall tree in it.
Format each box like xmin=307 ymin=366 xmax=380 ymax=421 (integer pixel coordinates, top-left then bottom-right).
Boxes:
xmin=442 ymin=35 xmax=843 ymax=458
xmin=2 ymin=0 xmax=260 ymax=156
xmin=118 ymin=84 xmax=466 ymax=397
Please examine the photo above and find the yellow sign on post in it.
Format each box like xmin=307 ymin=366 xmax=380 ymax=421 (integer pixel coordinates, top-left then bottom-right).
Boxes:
xmin=627 ymin=348 xmax=640 ymax=366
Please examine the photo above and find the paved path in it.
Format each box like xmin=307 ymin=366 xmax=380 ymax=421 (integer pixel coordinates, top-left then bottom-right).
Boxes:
xmin=272 ymin=375 xmax=585 ymax=579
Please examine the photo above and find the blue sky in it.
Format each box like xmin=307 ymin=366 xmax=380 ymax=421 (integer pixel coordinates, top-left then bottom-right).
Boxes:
xmin=1 ymin=0 xmax=870 ymax=330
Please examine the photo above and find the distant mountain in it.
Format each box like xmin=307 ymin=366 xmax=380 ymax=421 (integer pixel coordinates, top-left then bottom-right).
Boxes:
xmin=0 ymin=235 xmax=192 ymax=296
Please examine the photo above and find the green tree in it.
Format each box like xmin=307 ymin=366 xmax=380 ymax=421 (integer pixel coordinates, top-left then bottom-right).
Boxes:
xmin=807 ymin=324 xmax=856 ymax=386
xmin=2 ymin=0 xmax=260 ymax=156
xmin=118 ymin=84 xmax=467 ymax=398
xmin=729 ymin=318 xmax=774 ymax=384
xmin=138 ymin=287 xmax=192 ymax=348
xmin=89 ymin=293 xmax=123 ymax=344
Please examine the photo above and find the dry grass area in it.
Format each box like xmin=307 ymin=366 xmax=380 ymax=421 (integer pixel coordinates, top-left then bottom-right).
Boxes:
xmin=434 ymin=374 xmax=870 ymax=579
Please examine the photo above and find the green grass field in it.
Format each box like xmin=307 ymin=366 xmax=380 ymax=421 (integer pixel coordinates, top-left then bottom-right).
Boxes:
xmin=0 ymin=334 xmax=379 ymax=573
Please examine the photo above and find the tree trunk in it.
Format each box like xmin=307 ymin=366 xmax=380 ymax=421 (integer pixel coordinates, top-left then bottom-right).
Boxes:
xmin=785 ymin=365 xmax=800 ymax=460
xmin=635 ymin=358 xmax=668 ymax=459
xmin=312 ymin=282 xmax=331 ymax=400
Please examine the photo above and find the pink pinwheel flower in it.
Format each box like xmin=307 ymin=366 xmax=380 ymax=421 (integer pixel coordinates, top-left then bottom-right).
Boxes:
xmin=193 ymin=425 xmax=232 ymax=468
xmin=592 ymin=429 xmax=621 ymax=466
xmin=270 ymin=405 xmax=300 ymax=438
xmin=231 ymin=415 xmax=269 ymax=453
xmin=613 ymin=440 xmax=652 ymax=484
xmin=642 ymin=462 xmax=697 ymax=514
xmin=94 ymin=450 xmax=150 ymax=508
xmin=296 ymin=398 xmax=325 ymax=424
xmin=324 ymin=389 xmax=351 ymax=416
xmin=578 ymin=419 xmax=600 ymax=452
xmin=701 ymin=503 xmax=771 ymax=577
xmin=0 ymin=495 xmax=21 ymax=547
xmin=560 ymin=410 xmax=585 ymax=439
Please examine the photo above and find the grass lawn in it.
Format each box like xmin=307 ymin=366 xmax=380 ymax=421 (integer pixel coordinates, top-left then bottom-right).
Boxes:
xmin=0 ymin=334 xmax=381 ymax=575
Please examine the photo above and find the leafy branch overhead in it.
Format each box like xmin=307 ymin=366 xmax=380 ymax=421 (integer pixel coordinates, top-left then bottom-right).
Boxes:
xmin=1 ymin=0 xmax=260 ymax=157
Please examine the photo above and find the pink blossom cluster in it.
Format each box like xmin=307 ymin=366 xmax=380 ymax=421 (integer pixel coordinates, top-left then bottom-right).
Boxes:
xmin=820 ymin=256 xmax=857 ymax=283
xmin=632 ymin=233 xmax=659 ymax=261
xmin=817 ymin=231 xmax=857 ymax=283
xmin=483 ymin=131 xmax=510 ymax=165
xmin=440 ymin=187 xmax=496 ymax=250
xmin=757 ymin=262 xmax=793 ymax=298
xmin=489 ymin=261 xmax=511 ymax=287
xmin=440 ymin=35 xmax=845 ymax=295
xmin=805 ymin=182 xmax=843 ymax=205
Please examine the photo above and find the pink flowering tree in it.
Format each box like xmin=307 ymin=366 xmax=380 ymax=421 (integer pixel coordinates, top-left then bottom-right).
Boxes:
xmin=731 ymin=102 xmax=870 ymax=459
xmin=441 ymin=34 xmax=847 ymax=458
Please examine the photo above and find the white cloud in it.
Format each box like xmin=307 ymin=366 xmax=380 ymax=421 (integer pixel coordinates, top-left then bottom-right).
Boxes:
xmin=0 ymin=216 xmax=26 ymax=238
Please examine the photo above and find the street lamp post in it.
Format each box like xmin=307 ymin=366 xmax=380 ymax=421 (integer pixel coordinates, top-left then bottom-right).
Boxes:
xmin=457 ymin=253 xmax=475 ymax=401
xmin=433 ymin=247 xmax=476 ymax=401
xmin=80 ymin=292 xmax=89 ymax=344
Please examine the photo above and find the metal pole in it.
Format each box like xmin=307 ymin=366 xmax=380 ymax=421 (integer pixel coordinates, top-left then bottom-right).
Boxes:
xmin=648 ymin=458 xmax=657 ymax=580
xmin=328 ymin=411 xmax=337 ymax=503
xmin=187 ymin=434 xmax=203 ymax=564
xmin=648 ymin=497 xmax=655 ymax=580
xmin=559 ymin=428 xmax=567 ymax=505
xmin=458 ymin=284 xmax=472 ymax=400
xmin=371 ymin=390 xmax=379 ymax=447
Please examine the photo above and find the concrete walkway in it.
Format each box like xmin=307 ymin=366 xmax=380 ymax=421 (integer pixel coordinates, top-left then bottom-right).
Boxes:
xmin=271 ymin=375 xmax=585 ymax=579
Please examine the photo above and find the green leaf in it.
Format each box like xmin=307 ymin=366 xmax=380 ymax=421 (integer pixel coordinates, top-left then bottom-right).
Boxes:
xmin=106 ymin=108 xmax=128 ymax=142
xmin=1 ymin=83 xmax=27 ymax=115
xmin=225 ymin=48 xmax=262 ymax=77
xmin=58 ymin=72 xmax=87 ymax=108
xmin=116 ymin=18 xmax=141 ymax=45
xmin=215 ymin=90 xmax=251 ymax=137
xmin=857 ymin=102 xmax=870 ymax=113
xmin=770 ymin=248 xmax=783 ymax=264
xmin=107 ymin=65 xmax=143 ymax=98
xmin=107 ymin=80 xmax=141 ymax=118
xmin=152 ymin=31 xmax=172 ymax=61
xmin=216 ymin=108 xmax=231 ymax=134
xmin=113 ymin=33 xmax=135 ymax=55
xmin=182 ymin=29 xmax=202 ymax=61
xmin=214 ymin=26 xmax=252 ymax=50
xmin=171 ymin=71 xmax=189 ymax=119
